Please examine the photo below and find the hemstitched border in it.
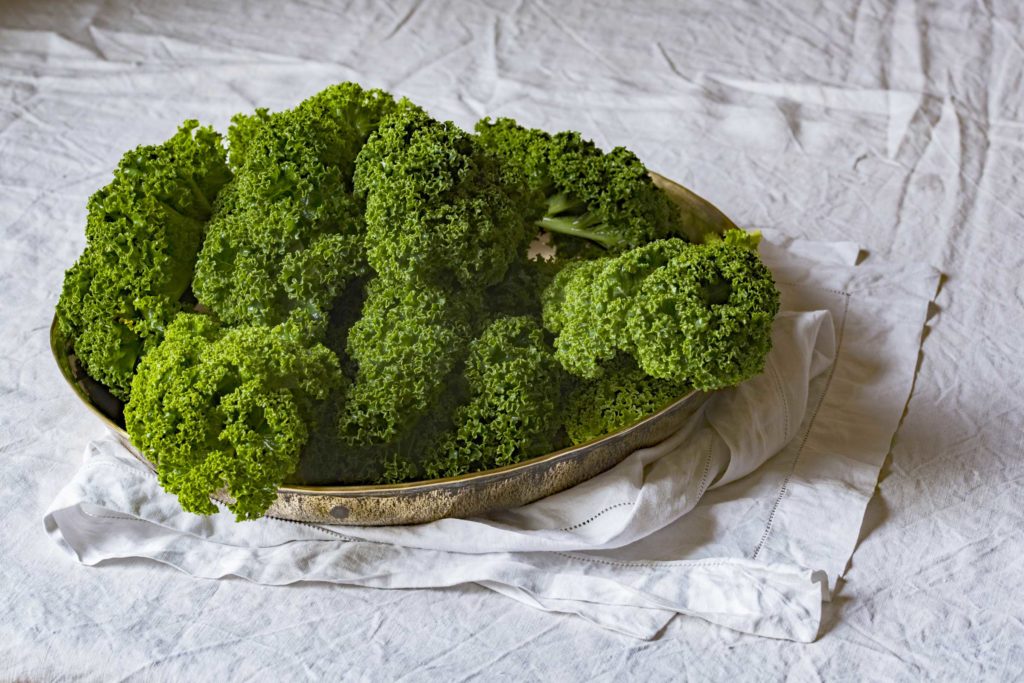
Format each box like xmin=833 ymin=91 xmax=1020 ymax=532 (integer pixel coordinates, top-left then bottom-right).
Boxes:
xmin=560 ymin=502 xmax=634 ymax=531
xmin=751 ymin=292 xmax=851 ymax=560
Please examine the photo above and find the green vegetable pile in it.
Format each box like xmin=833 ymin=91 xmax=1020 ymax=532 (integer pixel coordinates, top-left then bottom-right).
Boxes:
xmin=57 ymin=83 xmax=780 ymax=520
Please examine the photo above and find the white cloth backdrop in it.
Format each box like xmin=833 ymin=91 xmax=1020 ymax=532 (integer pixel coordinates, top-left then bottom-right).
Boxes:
xmin=2 ymin=0 xmax=1023 ymax=679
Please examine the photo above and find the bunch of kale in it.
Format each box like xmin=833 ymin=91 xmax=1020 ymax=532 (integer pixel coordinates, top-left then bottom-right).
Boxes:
xmin=57 ymin=83 xmax=779 ymax=520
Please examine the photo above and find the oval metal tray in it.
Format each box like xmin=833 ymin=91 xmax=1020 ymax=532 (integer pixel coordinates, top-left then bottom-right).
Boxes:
xmin=50 ymin=172 xmax=731 ymax=525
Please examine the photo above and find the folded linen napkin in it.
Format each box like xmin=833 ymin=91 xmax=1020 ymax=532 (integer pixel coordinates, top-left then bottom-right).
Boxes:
xmin=44 ymin=234 xmax=939 ymax=641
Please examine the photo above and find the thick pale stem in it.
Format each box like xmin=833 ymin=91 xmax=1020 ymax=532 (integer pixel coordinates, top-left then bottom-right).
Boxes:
xmin=546 ymin=191 xmax=586 ymax=217
xmin=536 ymin=215 xmax=617 ymax=249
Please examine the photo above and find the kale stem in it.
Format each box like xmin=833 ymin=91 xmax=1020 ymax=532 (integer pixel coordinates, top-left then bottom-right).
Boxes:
xmin=157 ymin=199 xmax=200 ymax=225
xmin=185 ymin=176 xmax=213 ymax=218
xmin=545 ymin=191 xmax=587 ymax=216
xmin=536 ymin=216 xmax=617 ymax=249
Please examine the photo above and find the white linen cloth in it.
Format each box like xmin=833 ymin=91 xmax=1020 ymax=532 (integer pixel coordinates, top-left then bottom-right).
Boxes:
xmin=43 ymin=234 xmax=938 ymax=642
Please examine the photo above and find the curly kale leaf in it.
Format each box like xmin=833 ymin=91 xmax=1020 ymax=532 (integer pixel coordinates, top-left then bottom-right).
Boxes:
xmin=125 ymin=314 xmax=342 ymax=520
xmin=628 ymin=234 xmax=779 ymax=390
xmin=563 ymin=356 xmax=690 ymax=445
xmin=475 ymin=117 xmax=680 ymax=255
xmin=194 ymin=83 xmax=396 ymax=334
xmin=338 ymin=277 xmax=478 ymax=447
xmin=356 ymin=103 xmax=536 ymax=289
xmin=541 ymin=231 xmax=778 ymax=391
xmin=291 ymin=381 xmax=461 ymax=486
xmin=541 ymin=239 xmax=690 ymax=378
xmin=56 ymin=121 xmax=231 ymax=399
xmin=227 ymin=83 xmax=397 ymax=174
xmin=424 ymin=316 xmax=564 ymax=478
xmin=338 ymin=104 xmax=538 ymax=457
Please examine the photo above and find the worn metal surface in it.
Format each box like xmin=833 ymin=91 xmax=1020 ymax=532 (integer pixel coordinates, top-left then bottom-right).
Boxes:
xmin=50 ymin=171 xmax=727 ymax=525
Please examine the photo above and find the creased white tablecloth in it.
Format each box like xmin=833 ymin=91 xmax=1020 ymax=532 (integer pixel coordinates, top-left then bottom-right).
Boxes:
xmin=4 ymin=0 xmax=1024 ymax=679
xmin=43 ymin=234 xmax=938 ymax=642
